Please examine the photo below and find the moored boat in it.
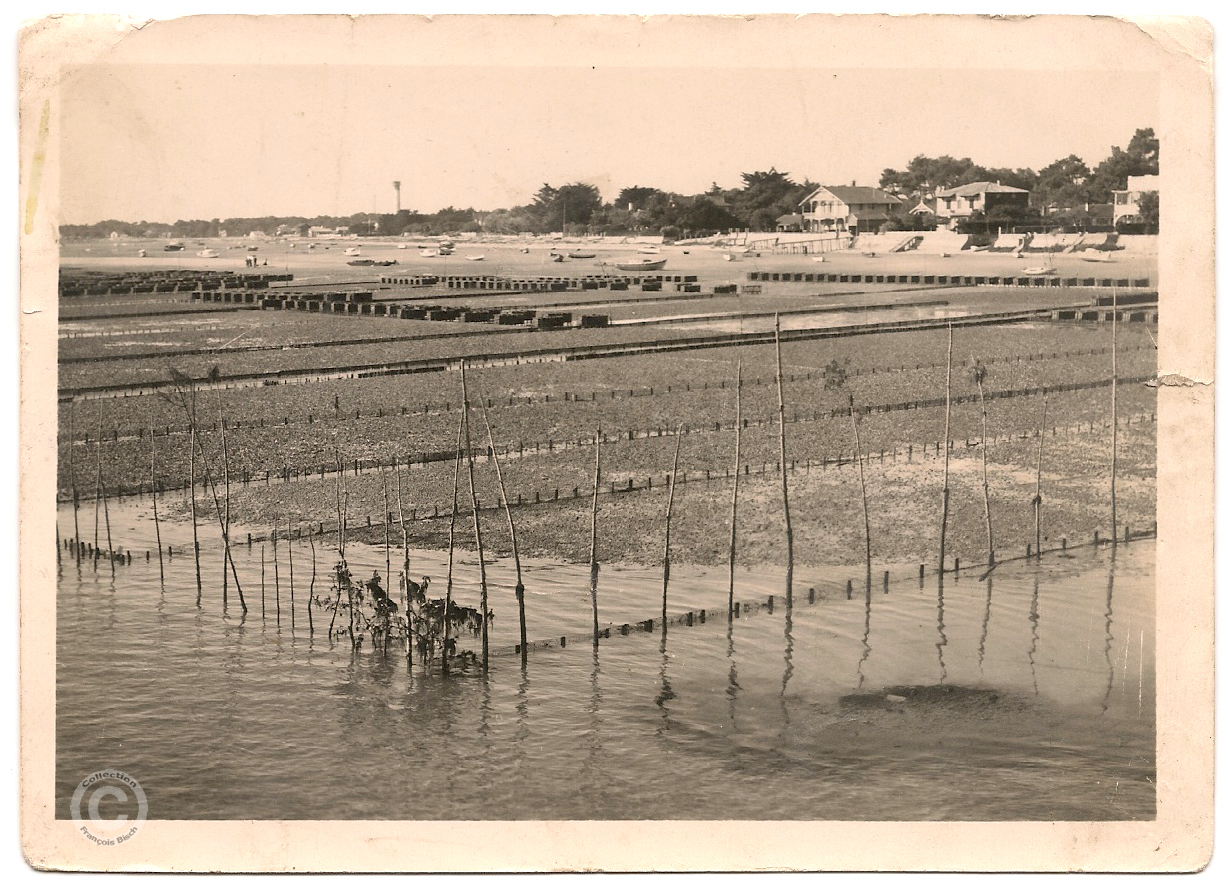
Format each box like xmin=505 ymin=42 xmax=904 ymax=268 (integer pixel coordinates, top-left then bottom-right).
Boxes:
xmin=615 ymin=258 xmax=666 ymax=271
xmin=196 ymin=249 xmax=219 ymax=258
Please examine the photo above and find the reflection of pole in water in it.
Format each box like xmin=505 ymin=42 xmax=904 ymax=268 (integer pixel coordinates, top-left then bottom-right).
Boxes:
xmin=725 ymin=618 xmax=740 ymax=727
xmin=856 ymin=580 xmax=872 ymax=690
xmin=583 ymin=645 xmax=603 ymax=784
xmin=977 ymin=576 xmax=993 ymax=680
xmin=936 ymin=583 xmax=948 ymax=685
xmin=656 ymin=637 xmax=674 ymax=735
xmin=1027 ymin=571 xmax=1041 ymax=696
xmin=1102 ymin=552 xmax=1117 ymax=713
xmin=781 ymin=598 xmax=795 ymax=701
xmin=1138 ymin=629 xmax=1145 ymax=716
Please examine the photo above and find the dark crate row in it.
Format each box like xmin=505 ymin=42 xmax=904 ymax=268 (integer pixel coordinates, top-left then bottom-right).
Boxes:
xmin=748 ymin=270 xmax=1152 ymax=288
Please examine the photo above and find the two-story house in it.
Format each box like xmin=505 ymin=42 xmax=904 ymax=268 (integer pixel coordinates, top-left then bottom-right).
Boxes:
xmin=798 ymin=185 xmax=903 ymax=236
xmin=933 ymin=181 xmax=1030 ymax=225
xmin=1111 ymin=175 xmax=1159 ymax=226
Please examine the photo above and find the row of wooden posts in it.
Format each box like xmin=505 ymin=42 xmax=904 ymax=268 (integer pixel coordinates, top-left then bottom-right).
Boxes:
xmin=64 ymin=341 xmax=1148 ymax=446
xmin=63 ymin=294 xmax=1131 ymax=672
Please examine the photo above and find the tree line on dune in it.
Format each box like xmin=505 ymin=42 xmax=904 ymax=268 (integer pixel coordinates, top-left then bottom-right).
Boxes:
xmin=61 ymin=129 xmax=1157 ymax=241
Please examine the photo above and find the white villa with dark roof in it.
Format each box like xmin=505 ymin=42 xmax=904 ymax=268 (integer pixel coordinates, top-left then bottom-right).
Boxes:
xmin=798 ymin=185 xmax=903 ymax=235
xmin=933 ymin=181 xmax=1030 ymax=225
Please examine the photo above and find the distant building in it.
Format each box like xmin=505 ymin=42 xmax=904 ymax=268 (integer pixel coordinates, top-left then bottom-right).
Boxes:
xmin=798 ymin=185 xmax=902 ymax=235
xmin=933 ymin=181 xmax=1029 ymax=225
xmin=1112 ymin=175 xmax=1159 ymax=226
xmin=775 ymin=213 xmax=804 ymax=232
xmin=308 ymin=225 xmax=350 ymax=238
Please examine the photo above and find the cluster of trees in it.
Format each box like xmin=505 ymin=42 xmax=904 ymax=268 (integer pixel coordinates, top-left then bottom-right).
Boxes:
xmin=61 ymin=129 xmax=1158 ymax=240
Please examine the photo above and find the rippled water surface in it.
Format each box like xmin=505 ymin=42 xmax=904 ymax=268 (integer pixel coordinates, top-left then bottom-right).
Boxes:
xmin=57 ymin=501 xmax=1154 ymax=820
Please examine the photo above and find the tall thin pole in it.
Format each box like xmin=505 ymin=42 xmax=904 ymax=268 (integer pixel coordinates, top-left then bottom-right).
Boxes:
xmin=217 ymin=391 xmax=232 ymax=607
xmin=589 ymin=427 xmax=602 ymax=644
xmin=287 ymin=520 xmax=296 ymax=631
xmin=1034 ymin=396 xmax=1047 ymax=558
xmin=728 ymin=360 xmax=742 ymax=622
xmin=850 ymin=396 xmax=872 ymax=594
xmin=100 ymin=476 xmax=115 ymax=578
xmin=480 ymin=398 xmax=526 ymax=662
xmin=939 ymin=322 xmax=954 ymax=585
xmin=273 ymin=528 xmax=281 ymax=627
xmin=443 ymin=407 xmax=465 ymax=676
xmin=1110 ymin=288 xmax=1119 ymax=546
xmin=395 ymin=464 xmax=412 ymax=660
xmin=149 ymin=415 xmax=164 ymax=584
xmin=92 ymin=405 xmax=102 ymax=562
xmin=192 ymin=430 xmax=246 ymax=611
xmin=662 ymin=425 xmax=684 ymax=635
xmin=382 ymin=469 xmax=391 ymax=597
xmin=188 ymin=393 xmax=202 ymax=604
xmin=460 ymin=361 xmax=489 ymax=671
xmin=975 ymin=368 xmax=995 ymax=567
xmin=774 ymin=315 xmax=793 ymax=600
xmin=69 ymin=400 xmax=80 ymax=564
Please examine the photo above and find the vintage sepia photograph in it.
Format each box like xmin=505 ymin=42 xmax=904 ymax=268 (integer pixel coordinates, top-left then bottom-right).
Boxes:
xmin=18 ymin=12 xmax=1214 ymax=872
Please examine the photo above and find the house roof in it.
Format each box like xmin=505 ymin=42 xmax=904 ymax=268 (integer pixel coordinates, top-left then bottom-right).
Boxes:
xmin=776 ymin=213 xmax=804 ymax=225
xmin=935 ymin=181 xmax=1029 ymax=197
xmin=801 ymin=185 xmax=902 ymax=206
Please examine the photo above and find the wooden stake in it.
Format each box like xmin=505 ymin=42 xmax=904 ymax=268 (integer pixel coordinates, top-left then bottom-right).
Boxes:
xmin=461 ymin=361 xmax=490 ymax=671
xmin=92 ymin=405 xmax=102 ymax=566
xmin=100 ymin=476 xmax=115 ymax=578
xmin=974 ymin=366 xmax=995 ymax=566
xmin=217 ymin=391 xmax=232 ymax=606
xmin=382 ymin=468 xmax=391 ymax=600
xmin=480 ymin=397 xmax=527 ymax=663
xmin=188 ymin=393 xmax=202 ymax=604
xmin=939 ymin=322 xmax=953 ymax=586
xmin=287 ymin=520 xmax=295 ymax=631
xmin=395 ymin=464 xmax=412 ymax=662
xmin=191 ymin=430 xmax=247 ymax=611
xmin=774 ymin=315 xmax=793 ymax=601
xmin=849 ymin=396 xmax=872 ymax=595
xmin=661 ymin=424 xmax=684 ymax=635
xmin=307 ymin=532 xmax=316 ymax=635
xmin=260 ymin=544 xmax=266 ymax=619
xmin=69 ymin=400 xmax=81 ymax=564
xmin=589 ymin=426 xmax=602 ymax=644
xmin=1111 ymin=289 xmax=1119 ymax=545
xmin=443 ymin=407 xmax=465 ymax=675
xmin=728 ymin=360 xmax=742 ymax=623
xmin=273 ymin=528 xmax=281 ymax=627
xmin=149 ymin=415 xmax=164 ymax=585
xmin=1034 ymin=396 xmax=1047 ymax=558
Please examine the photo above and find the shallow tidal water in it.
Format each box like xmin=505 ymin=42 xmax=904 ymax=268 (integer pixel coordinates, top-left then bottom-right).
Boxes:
xmin=56 ymin=501 xmax=1154 ymax=820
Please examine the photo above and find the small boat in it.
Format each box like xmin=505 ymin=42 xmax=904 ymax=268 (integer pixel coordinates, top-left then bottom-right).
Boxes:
xmin=551 ymin=253 xmax=565 ymax=263
xmin=164 ymin=241 xmax=184 ymax=252
xmin=568 ymin=251 xmax=596 ymax=259
xmin=419 ymin=249 xmax=438 ymax=258
xmin=811 ymin=256 xmax=825 ymax=263
xmin=347 ymin=258 xmax=399 ymax=267
xmin=615 ymin=258 xmax=666 ymax=271
xmin=1080 ymin=253 xmax=1116 ymax=263
xmin=465 ymin=254 xmax=485 ymax=261
xmin=247 ymin=245 xmax=259 ymax=252
xmin=723 ymin=253 xmax=737 ymax=261
xmin=397 ymin=244 xmax=409 ymax=249
xmin=196 ymin=249 xmax=219 ymax=258
xmin=1022 ymin=266 xmax=1056 ymax=276
xmin=343 ymin=247 xmax=362 ymax=257
xmin=637 ymin=246 xmax=661 ymax=255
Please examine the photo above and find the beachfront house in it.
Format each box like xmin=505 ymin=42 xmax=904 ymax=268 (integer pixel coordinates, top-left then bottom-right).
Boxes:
xmin=1111 ymin=175 xmax=1160 ymax=227
xmin=775 ymin=213 xmax=804 ymax=232
xmin=933 ymin=181 xmax=1030 ymax=225
xmin=798 ymin=185 xmax=902 ymax=235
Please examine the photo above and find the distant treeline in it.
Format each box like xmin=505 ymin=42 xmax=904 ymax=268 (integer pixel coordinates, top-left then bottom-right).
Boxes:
xmin=62 ymin=129 xmax=1157 ymax=240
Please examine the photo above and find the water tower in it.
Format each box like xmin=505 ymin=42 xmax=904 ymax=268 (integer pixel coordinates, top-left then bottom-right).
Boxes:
xmin=393 ymin=180 xmax=402 ymax=213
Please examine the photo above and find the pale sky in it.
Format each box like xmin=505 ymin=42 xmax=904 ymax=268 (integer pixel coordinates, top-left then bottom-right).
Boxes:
xmin=57 ymin=34 xmax=1160 ymax=223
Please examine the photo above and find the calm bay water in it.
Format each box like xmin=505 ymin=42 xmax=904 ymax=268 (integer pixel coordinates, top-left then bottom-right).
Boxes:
xmin=57 ymin=501 xmax=1154 ymax=820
